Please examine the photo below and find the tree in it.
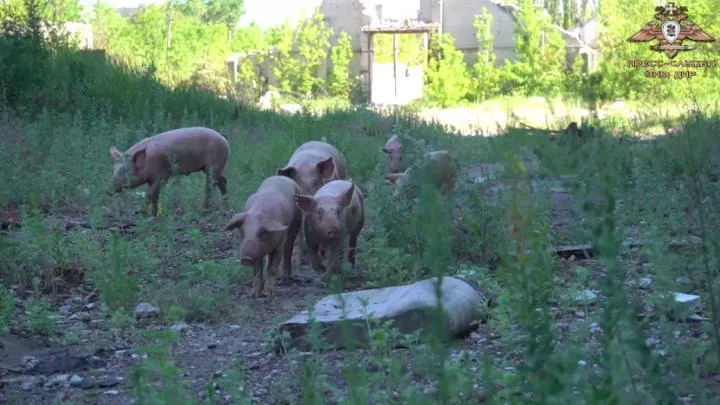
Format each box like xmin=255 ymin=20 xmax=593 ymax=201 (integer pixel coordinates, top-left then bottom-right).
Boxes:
xmin=424 ymin=33 xmax=471 ymax=107
xmin=328 ymin=31 xmax=353 ymax=98
xmin=472 ymin=7 xmax=500 ymax=102
xmin=204 ymin=0 xmax=244 ymax=43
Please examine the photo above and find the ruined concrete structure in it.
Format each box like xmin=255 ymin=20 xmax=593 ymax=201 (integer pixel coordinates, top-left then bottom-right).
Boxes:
xmin=229 ymin=0 xmax=600 ymax=105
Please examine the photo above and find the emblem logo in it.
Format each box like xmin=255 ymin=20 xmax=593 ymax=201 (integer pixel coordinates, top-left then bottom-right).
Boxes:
xmin=627 ymin=3 xmax=715 ymax=59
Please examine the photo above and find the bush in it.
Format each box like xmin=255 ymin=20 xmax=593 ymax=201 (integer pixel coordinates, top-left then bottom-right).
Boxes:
xmin=423 ymin=33 xmax=471 ymax=108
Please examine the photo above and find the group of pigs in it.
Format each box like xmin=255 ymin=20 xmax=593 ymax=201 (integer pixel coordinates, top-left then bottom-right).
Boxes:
xmin=108 ymin=126 xmax=457 ymax=298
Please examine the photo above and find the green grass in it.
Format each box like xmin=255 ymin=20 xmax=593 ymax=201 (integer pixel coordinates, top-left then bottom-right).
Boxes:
xmin=3 ymin=34 xmax=720 ymax=404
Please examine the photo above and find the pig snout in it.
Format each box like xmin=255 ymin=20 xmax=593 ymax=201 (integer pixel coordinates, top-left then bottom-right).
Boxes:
xmin=325 ymin=226 xmax=340 ymax=239
xmin=240 ymin=256 xmax=256 ymax=266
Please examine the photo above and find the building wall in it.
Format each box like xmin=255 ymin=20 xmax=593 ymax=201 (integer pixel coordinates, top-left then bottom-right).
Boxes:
xmin=440 ymin=0 xmax=517 ymax=65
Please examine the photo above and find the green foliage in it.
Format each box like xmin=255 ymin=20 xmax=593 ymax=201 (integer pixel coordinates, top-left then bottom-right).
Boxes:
xmin=472 ymin=7 xmax=501 ymax=102
xmin=271 ymin=9 xmax=333 ymax=96
xmin=500 ymin=0 xmax=567 ymax=97
xmin=5 ymin=3 xmax=720 ymax=403
xmin=423 ymin=33 xmax=471 ymax=107
xmin=594 ymin=0 xmax=720 ymax=103
xmin=373 ymin=33 xmax=426 ymax=66
xmin=329 ymin=31 xmax=353 ymax=98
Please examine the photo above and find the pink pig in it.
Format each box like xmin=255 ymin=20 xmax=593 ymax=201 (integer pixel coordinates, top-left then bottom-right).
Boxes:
xmin=381 ymin=135 xmax=403 ymax=174
xmin=295 ymin=180 xmax=365 ymax=282
xmin=277 ymin=140 xmax=349 ymax=267
xmin=109 ymin=127 xmax=230 ymax=217
xmin=222 ymin=176 xmax=302 ymax=298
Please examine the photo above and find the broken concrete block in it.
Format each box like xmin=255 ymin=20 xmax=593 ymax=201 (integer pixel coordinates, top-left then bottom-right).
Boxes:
xmin=276 ymin=277 xmax=488 ymax=352
xmin=675 ymin=292 xmax=700 ymax=311
xmin=574 ymin=289 xmax=598 ymax=304
xmin=552 ymin=244 xmax=593 ymax=259
xmin=667 ymin=292 xmax=701 ymax=321
xmin=279 ymin=103 xmax=303 ymax=115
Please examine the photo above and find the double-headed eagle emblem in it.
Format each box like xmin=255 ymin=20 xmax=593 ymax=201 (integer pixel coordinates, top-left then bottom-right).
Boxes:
xmin=627 ymin=2 xmax=715 ymax=59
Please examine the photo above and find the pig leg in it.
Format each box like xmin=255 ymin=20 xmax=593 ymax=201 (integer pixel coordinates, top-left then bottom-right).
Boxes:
xmin=291 ymin=233 xmax=301 ymax=269
xmin=202 ymin=169 xmax=212 ymax=211
xmin=347 ymin=223 xmax=362 ymax=268
xmin=146 ymin=179 xmax=163 ymax=217
xmin=264 ymin=248 xmax=282 ymax=297
xmin=320 ymin=240 xmax=343 ymax=285
xmin=211 ymin=164 xmax=228 ymax=205
xmin=250 ymin=260 xmax=264 ymax=298
xmin=307 ymin=237 xmax=325 ymax=275
xmin=216 ymin=175 xmax=228 ymax=195
xmin=281 ymin=215 xmax=302 ymax=284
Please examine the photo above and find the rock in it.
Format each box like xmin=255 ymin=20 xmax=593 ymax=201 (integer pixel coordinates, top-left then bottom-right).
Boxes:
xmin=70 ymin=312 xmax=92 ymax=322
xmin=98 ymin=376 xmax=122 ymax=388
xmin=279 ymin=103 xmax=303 ymax=115
xmin=675 ymin=276 xmax=692 ymax=285
xmin=276 ymin=276 xmax=488 ymax=351
xmin=59 ymin=305 xmax=73 ymax=316
xmin=22 ymin=355 xmax=40 ymax=369
xmin=104 ymin=389 xmax=120 ymax=396
xmin=229 ymin=325 xmax=241 ymax=330
xmin=639 ymin=276 xmax=652 ymax=288
xmin=21 ymin=376 xmax=41 ymax=391
xmin=667 ymin=235 xmax=703 ymax=252
xmin=44 ymin=374 xmax=70 ymax=388
xmin=84 ymin=303 xmax=97 ymax=310
xmin=69 ymin=375 xmax=84 ymax=386
xmin=687 ymin=314 xmax=708 ymax=323
xmin=134 ymin=303 xmax=159 ymax=320
xmin=258 ymin=90 xmax=281 ymax=111
xmin=669 ymin=292 xmax=701 ymax=321
xmin=574 ymin=290 xmax=597 ymax=304
xmin=622 ymin=238 xmax=643 ymax=249
xmin=29 ymin=356 xmax=88 ymax=375
xmin=170 ymin=323 xmax=190 ymax=333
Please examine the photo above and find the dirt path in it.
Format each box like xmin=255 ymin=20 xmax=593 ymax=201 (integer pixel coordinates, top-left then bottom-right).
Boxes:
xmin=3 ymin=150 xmax=708 ymax=404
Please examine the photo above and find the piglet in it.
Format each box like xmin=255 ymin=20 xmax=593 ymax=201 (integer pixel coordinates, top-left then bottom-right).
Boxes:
xmin=295 ymin=180 xmax=365 ymax=283
xmin=381 ymin=135 xmax=403 ymax=174
xmin=222 ymin=176 xmax=302 ymax=298
xmin=277 ymin=140 xmax=349 ymax=267
xmin=109 ymin=126 xmax=230 ymax=217
xmin=384 ymin=150 xmax=457 ymax=196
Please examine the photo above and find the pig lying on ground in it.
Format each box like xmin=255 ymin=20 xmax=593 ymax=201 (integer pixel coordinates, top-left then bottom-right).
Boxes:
xmin=384 ymin=150 xmax=457 ymax=196
xmin=277 ymin=140 xmax=349 ymax=267
xmin=222 ymin=176 xmax=302 ymax=298
xmin=295 ymin=180 xmax=364 ymax=283
xmin=381 ymin=135 xmax=403 ymax=174
xmin=109 ymin=127 xmax=230 ymax=217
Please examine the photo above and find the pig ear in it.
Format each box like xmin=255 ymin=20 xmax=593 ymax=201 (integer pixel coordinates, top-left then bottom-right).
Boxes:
xmin=131 ymin=148 xmax=147 ymax=170
xmin=337 ymin=183 xmax=355 ymax=208
xmin=261 ymin=218 xmax=288 ymax=234
xmin=110 ymin=146 xmax=123 ymax=161
xmin=381 ymin=147 xmax=390 ymax=154
xmin=316 ymin=157 xmax=336 ymax=180
xmin=222 ymin=212 xmax=246 ymax=231
xmin=294 ymin=194 xmax=316 ymax=212
xmin=277 ymin=166 xmax=296 ymax=179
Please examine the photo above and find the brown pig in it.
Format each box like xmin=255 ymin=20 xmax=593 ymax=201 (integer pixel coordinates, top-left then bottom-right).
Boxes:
xmin=384 ymin=150 xmax=458 ymax=196
xmin=109 ymin=127 xmax=230 ymax=217
xmin=222 ymin=176 xmax=302 ymax=298
xmin=295 ymin=180 xmax=365 ymax=282
xmin=276 ymin=140 xmax=349 ymax=266
xmin=381 ymin=135 xmax=403 ymax=174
